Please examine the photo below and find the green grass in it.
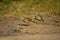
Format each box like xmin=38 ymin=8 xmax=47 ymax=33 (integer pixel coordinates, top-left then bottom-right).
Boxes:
xmin=0 ymin=0 xmax=60 ymax=26
xmin=0 ymin=0 xmax=60 ymax=16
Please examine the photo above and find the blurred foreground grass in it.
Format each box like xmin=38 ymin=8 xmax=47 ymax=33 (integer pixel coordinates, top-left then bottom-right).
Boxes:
xmin=0 ymin=0 xmax=60 ymax=26
xmin=0 ymin=0 xmax=60 ymax=16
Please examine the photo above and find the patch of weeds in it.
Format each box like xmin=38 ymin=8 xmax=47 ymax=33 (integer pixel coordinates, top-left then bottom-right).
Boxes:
xmin=0 ymin=12 xmax=5 ymax=16
xmin=0 ymin=0 xmax=28 ymax=3
xmin=0 ymin=0 xmax=12 ymax=4
xmin=15 ymin=16 xmax=19 ymax=20
xmin=15 ymin=13 xmax=19 ymax=20
xmin=12 ymin=0 xmax=25 ymax=2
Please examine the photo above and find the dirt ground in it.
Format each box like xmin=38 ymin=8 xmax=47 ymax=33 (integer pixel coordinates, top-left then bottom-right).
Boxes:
xmin=0 ymin=34 xmax=60 ymax=40
xmin=0 ymin=17 xmax=60 ymax=40
xmin=0 ymin=23 xmax=60 ymax=40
